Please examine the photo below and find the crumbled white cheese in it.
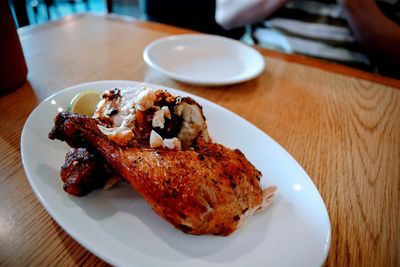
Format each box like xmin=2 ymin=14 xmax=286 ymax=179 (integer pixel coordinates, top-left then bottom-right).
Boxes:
xmin=163 ymin=137 xmax=181 ymax=150
xmin=135 ymin=88 xmax=157 ymax=111
xmin=115 ymin=88 xmax=145 ymax=127
xmin=162 ymin=106 xmax=171 ymax=119
xmin=121 ymin=113 xmax=136 ymax=129
xmin=93 ymin=98 xmax=106 ymax=118
xmin=149 ymin=130 xmax=163 ymax=148
xmin=152 ymin=106 xmax=171 ymax=129
xmin=97 ymin=125 xmax=134 ymax=147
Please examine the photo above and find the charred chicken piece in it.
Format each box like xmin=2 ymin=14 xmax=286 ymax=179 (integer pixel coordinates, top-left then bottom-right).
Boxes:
xmin=49 ymin=112 xmax=276 ymax=236
xmin=59 ymin=87 xmax=211 ymax=196
xmin=59 ymin=87 xmax=210 ymax=195
xmin=60 ymin=147 xmax=115 ymax=196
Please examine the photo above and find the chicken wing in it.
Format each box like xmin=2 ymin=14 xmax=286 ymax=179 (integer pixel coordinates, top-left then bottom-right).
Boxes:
xmin=60 ymin=147 xmax=120 ymax=196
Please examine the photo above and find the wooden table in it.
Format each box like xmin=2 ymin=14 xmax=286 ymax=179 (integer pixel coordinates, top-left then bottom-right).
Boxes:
xmin=1 ymin=14 xmax=399 ymax=266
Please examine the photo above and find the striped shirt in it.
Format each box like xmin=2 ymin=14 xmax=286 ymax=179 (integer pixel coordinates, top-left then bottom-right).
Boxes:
xmin=251 ymin=0 xmax=400 ymax=70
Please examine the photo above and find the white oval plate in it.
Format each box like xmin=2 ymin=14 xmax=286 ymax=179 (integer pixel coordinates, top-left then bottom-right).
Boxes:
xmin=21 ymin=80 xmax=331 ymax=267
xmin=143 ymin=34 xmax=265 ymax=86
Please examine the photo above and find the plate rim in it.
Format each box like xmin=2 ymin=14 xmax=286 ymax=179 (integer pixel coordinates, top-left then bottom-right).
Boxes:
xmin=21 ymin=80 xmax=331 ymax=266
xmin=143 ymin=34 xmax=265 ymax=86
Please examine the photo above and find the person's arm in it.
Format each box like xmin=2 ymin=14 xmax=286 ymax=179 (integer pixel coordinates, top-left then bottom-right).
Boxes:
xmin=341 ymin=0 xmax=400 ymax=72
xmin=215 ymin=0 xmax=291 ymax=30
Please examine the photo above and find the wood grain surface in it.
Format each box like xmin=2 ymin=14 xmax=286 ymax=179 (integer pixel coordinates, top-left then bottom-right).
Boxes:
xmin=0 ymin=14 xmax=399 ymax=266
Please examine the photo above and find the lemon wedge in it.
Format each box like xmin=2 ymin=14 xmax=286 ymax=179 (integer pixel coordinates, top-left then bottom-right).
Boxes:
xmin=67 ymin=91 xmax=101 ymax=116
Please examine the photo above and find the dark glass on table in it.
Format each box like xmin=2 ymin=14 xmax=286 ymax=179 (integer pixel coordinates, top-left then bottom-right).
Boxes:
xmin=0 ymin=0 xmax=28 ymax=91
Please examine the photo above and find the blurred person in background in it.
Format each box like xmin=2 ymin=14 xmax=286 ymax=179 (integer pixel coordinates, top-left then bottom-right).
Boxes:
xmin=140 ymin=0 xmax=245 ymax=39
xmin=215 ymin=0 xmax=400 ymax=78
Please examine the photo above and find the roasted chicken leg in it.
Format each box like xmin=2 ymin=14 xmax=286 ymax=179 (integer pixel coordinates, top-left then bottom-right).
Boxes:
xmin=49 ymin=112 xmax=276 ymax=235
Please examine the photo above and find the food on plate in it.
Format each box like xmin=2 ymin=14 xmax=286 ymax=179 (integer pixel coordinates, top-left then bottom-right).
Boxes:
xmin=93 ymin=86 xmax=210 ymax=149
xmin=60 ymin=147 xmax=116 ymax=196
xmin=60 ymin=86 xmax=212 ymax=195
xmin=67 ymin=90 xmax=101 ymax=116
xmin=49 ymin=86 xmax=276 ymax=235
xmin=49 ymin=112 xmax=276 ymax=235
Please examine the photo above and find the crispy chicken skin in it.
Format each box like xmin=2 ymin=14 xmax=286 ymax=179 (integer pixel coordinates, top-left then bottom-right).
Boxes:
xmin=61 ymin=148 xmax=113 ymax=196
xmin=49 ymin=112 xmax=275 ymax=235
xmin=121 ymin=141 xmax=265 ymax=235
xmin=57 ymin=88 xmax=211 ymax=196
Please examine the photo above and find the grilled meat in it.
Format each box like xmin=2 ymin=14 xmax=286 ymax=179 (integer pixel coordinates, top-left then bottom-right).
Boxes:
xmin=58 ymin=87 xmax=211 ymax=196
xmin=49 ymin=112 xmax=276 ymax=235
xmin=60 ymin=147 xmax=115 ymax=196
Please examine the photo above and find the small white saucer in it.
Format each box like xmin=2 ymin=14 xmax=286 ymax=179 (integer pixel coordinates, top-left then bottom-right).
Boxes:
xmin=143 ymin=34 xmax=265 ymax=86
